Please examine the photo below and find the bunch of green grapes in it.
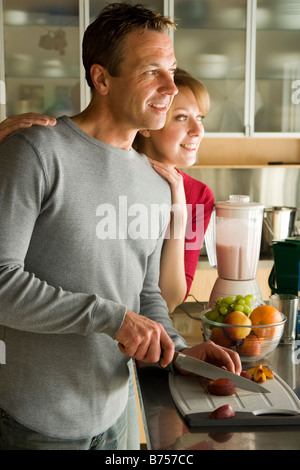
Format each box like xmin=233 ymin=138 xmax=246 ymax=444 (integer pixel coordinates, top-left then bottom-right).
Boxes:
xmin=205 ymin=294 xmax=254 ymax=324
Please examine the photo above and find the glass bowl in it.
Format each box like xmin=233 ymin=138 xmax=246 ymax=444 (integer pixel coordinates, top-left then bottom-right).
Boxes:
xmin=200 ymin=310 xmax=286 ymax=362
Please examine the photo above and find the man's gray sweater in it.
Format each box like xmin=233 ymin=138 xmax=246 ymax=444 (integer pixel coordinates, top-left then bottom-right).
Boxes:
xmin=0 ymin=116 xmax=187 ymax=439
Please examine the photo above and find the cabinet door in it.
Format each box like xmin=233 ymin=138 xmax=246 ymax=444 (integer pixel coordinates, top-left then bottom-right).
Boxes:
xmin=255 ymin=0 xmax=300 ymax=134
xmin=173 ymin=0 xmax=247 ymax=134
xmin=2 ymin=0 xmax=81 ymax=118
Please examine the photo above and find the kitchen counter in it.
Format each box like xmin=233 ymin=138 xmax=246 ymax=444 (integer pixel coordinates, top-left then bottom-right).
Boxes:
xmin=135 ymin=303 xmax=300 ymax=450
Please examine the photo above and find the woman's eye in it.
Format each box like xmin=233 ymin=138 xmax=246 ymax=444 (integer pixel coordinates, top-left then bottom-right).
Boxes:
xmin=145 ymin=70 xmax=156 ymax=75
xmin=176 ymin=114 xmax=205 ymax=122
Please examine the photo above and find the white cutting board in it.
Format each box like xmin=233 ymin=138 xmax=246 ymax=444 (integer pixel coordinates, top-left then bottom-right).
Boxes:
xmin=169 ymin=372 xmax=300 ymax=427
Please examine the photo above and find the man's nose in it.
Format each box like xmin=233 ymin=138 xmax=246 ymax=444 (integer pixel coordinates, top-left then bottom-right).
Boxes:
xmin=160 ymin=72 xmax=178 ymax=96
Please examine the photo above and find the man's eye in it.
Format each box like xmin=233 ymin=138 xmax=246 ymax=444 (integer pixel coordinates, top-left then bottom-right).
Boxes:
xmin=197 ymin=115 xmax=205 ymax=121
xmin=145 ymin=70 xmax=156 ymax=75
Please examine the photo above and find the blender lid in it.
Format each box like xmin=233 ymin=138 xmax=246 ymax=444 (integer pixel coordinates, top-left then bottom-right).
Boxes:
xmin=215 ymin=195 xmax=265 ymax=211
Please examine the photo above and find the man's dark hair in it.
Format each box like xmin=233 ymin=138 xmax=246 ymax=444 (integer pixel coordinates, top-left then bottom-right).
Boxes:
xmin=82 ymin=2 xmax=176 ymax=88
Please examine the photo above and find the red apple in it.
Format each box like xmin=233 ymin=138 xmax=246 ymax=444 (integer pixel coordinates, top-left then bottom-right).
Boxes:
xmin=236 ymin=333 xmax=261 ymax=357
xmin=210 ymin=327 xmax=235 ymax=348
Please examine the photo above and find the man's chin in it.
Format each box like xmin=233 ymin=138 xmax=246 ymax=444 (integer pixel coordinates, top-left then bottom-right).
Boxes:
xmin=145 ymin=117 xmax=167 ymax=131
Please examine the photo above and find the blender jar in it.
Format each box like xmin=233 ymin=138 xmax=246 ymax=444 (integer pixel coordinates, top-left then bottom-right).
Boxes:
xmin=215 ymin=195 xmax=264 ymax=281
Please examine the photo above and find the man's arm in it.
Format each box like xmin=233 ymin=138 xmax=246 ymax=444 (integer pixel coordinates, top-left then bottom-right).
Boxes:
xmin=115 ymin=308 xmax=175 ymax=367
xmin=137 ymin=219 xmax=189 ymax=356
xmin=136 ymin=200 xmax=241 ymax=374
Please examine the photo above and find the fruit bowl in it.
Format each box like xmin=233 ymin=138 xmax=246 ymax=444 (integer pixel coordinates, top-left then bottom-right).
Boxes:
xmin=200 ymin=310 xmax=286 ymax=362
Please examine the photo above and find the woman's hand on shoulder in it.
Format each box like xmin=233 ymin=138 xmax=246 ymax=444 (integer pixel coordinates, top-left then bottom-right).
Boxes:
xmin=148 ymin=158 xmax=183 ymax=190
xmin=148 ymin=158 xmax=187 ymax=231
xmin=0 ymin=113 xmax=56 ymax=143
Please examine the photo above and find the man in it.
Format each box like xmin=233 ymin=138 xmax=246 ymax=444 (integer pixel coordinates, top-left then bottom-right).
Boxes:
xmin=0 ymin=3 xmax=240 ymax=450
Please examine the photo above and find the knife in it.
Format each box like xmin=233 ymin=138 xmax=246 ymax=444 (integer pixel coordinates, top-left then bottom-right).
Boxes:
xmin=173 ymin=352 xmax=270 ymax=394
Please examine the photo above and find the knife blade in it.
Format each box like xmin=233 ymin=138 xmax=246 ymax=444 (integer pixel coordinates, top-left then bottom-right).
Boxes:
xmin=173 ymin=352 xmax=270 ymax=394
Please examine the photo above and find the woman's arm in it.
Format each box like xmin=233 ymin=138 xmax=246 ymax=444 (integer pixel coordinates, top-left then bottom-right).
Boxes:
xmin=148 ymin=159 xmax=188 ymax=313
xmin=0 ymin=113 xmax=56 ymax=142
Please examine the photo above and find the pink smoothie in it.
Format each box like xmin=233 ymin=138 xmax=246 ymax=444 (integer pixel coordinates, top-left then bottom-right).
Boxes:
xmin=216 ymin=243 xmax=259 ymax=280
xmin=215 ymin=217 xmax=261 ymax=280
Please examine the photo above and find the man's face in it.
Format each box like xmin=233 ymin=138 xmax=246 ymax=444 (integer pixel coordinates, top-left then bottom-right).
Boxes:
xmin=106 ymin=29 xmax=178 ymax=134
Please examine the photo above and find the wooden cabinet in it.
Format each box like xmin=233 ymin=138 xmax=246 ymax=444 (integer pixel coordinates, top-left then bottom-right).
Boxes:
xmin=184 ymin=137 xmax=300 ymax=166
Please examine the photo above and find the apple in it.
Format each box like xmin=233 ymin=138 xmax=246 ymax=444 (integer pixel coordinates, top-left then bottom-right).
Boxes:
xmin=240 ymin=371 xmax=254 ymax=381
xmin=252 ymin=365 xmax=266 ymax=383
xmin=207 ymin=378 xmax=236 ymax=396
xmin=236 ymin=333 xmax=261 ymax=357
xmin=208 ymin=404 xmax=235 ymax=420
xmin=247 ymin=365 xmax=274 ymax=382
xmin=223 ymin=311 xmax=252 ymax=341
xmin=210 ymin=327 xmax=235 ymax=348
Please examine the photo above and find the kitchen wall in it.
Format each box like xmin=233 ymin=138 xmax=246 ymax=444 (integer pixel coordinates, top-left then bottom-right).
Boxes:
xmin=181 ymin=166 xmax=300 ymax=217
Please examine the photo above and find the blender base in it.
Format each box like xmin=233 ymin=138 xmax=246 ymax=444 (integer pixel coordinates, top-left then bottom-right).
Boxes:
xmin=208 ymin=278 xmax=264 ymax=308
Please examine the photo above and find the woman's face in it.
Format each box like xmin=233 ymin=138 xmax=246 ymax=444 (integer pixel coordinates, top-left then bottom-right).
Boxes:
xmin=141 ymin=86 xmax=205 ymax=168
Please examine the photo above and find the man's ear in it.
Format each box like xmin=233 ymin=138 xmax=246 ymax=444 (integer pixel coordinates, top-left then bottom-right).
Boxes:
xmin=90 ymin=64 xmax=109 ymax=95
xmin=138 ymin=129 xmax=151 ymax=138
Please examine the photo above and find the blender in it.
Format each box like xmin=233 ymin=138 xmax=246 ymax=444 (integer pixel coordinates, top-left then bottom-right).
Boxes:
xmin=205 ymin=195 xmax=265 ymax=307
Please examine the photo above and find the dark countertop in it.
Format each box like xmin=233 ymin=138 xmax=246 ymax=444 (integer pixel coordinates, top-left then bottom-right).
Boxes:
xmin=135 ymin=302 xmax=300 ymax=450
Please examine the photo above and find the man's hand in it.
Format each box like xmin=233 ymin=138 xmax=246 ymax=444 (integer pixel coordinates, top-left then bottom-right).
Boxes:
xmin=115 ymin=309 xmax=175 ymax=367
xmin=178 ymin=341 xmax=242 ymax=375
xmin=0 ymin=113 xmax=56 ymax=143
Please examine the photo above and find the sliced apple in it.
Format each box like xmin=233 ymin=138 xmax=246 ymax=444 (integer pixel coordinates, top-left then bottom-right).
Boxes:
xmin=253 ymin=365 xmax=266 ymax=383
xmin=246 ymin=364 xmax=274 ymax=383
xmin=262 ymin=366 xmax=274 ymax=379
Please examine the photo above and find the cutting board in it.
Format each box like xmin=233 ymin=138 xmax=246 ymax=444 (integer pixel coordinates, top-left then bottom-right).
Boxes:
xmin=169 ymin=372 xmax=300 ymax=427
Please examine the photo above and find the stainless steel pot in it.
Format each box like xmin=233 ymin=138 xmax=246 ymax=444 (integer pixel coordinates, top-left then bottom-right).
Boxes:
xmin=261 ymin=206 xmax=297 ymax=256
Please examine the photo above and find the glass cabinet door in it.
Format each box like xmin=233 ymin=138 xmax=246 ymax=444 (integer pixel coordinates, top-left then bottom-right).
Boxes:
xmin=2 ymin=0 xmax=80 ymax=117
xmin=173 ymin=0 xmax=247 ymax=133
xmin=255 ymin=0 xmax=300 ymax=133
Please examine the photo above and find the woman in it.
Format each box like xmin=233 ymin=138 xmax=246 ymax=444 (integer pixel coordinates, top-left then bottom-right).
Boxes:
xmin=135 ymin=68 xmax=214 ymax=312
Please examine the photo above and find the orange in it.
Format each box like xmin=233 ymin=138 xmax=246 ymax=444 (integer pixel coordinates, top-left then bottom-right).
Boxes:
xmin=250 ymin=305 xmax=283 ymax=338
